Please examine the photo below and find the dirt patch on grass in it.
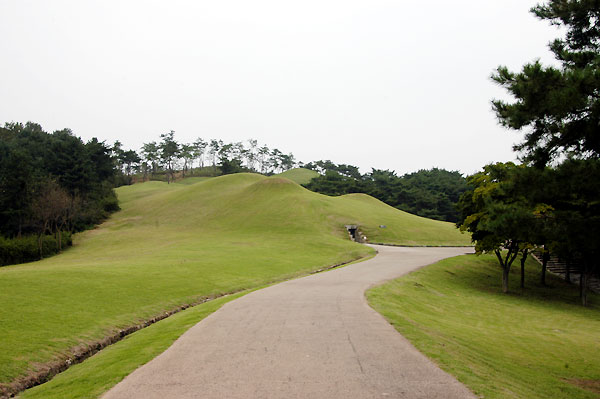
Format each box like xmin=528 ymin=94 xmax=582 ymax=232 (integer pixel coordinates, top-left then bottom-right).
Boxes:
xmin=566 ymin=378 xmax=600 ymax=394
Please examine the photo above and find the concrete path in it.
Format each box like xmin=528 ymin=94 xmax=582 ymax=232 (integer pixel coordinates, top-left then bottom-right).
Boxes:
xmin=103 ymin=245 xmax=476 ymax=399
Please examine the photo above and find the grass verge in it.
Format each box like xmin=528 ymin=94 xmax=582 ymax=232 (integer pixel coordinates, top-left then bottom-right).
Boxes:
xmin=18 ymin=251 xmax=376 ymax=398
xmin=18 ymin=293 xmax=244 ymax=399
xmin=367 ymin=254 xmax=600 ymax=399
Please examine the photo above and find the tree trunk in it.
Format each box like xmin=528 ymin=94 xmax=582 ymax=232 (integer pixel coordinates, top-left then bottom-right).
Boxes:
xmin=581 ymin=271 xmax=588 ymax=307
xmin=520 ymin=249 xmax=528 ymax=289
xmin=541 ymin=245 xmax=549 ymax=286
xmin=38 ymin=233 xmax=43 ymax=258
xmin=565 ymin=259 xmax=571 ymax=283
xmin=495 ymin=249 xmax=512 ymax=294
xmin=502 ymin=267 xmax=510 ymax=294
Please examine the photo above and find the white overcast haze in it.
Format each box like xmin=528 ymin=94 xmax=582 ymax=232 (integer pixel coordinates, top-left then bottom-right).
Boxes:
xmin=1 ymin=0 xmax=561 ymax=175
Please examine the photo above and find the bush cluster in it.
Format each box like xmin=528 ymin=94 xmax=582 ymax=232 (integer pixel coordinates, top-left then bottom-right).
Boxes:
xmin=0 ymin=233 xmax=72 ymax=266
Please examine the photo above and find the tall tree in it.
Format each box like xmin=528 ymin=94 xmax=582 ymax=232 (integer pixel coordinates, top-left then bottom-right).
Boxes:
xmin=232 ymin=141 xmax=246 ymax=163
xmin=159 ymin=130 xmax=180 ymax=183
xmin=492 ymin=1 xmax=600 ymax=166
xmin=112 ymin=140 xmax=125 ymax=173
xmin=86 ymin=138 xmax=114 ymax=183
xmin=121 ymin=150 xmax=141 ymax=178
xmin=209 ymin=139 xmax=222 ymax=171
xmin=257 ymin=145 xmax=270 ymax=174
xmin=457 ymin=163 xmax=539 ymax=293
xmin=280 ymin=153 xmax=296 ymax=171
xmin=30 ymin=180 xmax=70 ymax=255
xmin=549 ymin=159 xmax=600 ymax=306
xmin=269 ymin=148 xmax=283 ymax=173
xmin=0 ymin=131 xmax=35 ymax=237
xmin=180 ymin=144 xmax=194 ymax=177
xmin=246 ymin=139 xmax=258 ymax=170
xmin=192 ymin=138 xmax=207 ymax=169
xmin=141 ymin=142 xmax=160 ymax=176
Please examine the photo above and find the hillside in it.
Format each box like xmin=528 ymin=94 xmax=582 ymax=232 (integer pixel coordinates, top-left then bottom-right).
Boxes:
xmin=276 ymin=167 xmax=319 ymax=185
xmin=0 ymin=173 xmax=469 ymax=394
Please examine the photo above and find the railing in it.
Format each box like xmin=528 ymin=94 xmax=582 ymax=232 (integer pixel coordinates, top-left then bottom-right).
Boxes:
xmin=531 ymin=250 xmax=599 ymax=293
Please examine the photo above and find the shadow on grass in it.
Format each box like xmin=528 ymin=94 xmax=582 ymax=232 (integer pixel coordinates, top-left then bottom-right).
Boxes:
xmin=435 ymin=254 xmax=598 ymax=311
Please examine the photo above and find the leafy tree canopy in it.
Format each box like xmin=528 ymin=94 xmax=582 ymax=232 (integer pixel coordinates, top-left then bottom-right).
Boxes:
xmin=492 ymin=0 xmax=600 ymax=166
xmin=0 ymin=122 xmax=118 ymax=239
xmin=304 ymin=162 xmax=467 ymax=222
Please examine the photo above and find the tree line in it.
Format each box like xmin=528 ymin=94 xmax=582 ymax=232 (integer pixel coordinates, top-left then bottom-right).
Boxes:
xmin=457 ymin=0 xmax=600 ymax=306
xmin=113 ymin=131 xmax=298 ymax=184
xmin=303 ymin=160 xmax=467 ymax=223
xmin=0 ymin=122 xmax=119 ymax=264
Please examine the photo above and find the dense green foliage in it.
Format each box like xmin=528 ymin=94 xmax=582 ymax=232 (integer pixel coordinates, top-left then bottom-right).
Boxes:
xmin=303 ymin=161 xmax=467 ymax=222
xmin=492 ymin=0 xmax=600 ymax=166
xmin=0 ymin=122 xmax=118 ymax=264
xmin=0 ymin=233 xmax=72 ymax=266
xmin=368 ymin=254 xmax=599 ymax=399
xmin=467 ymin=1 xmax=600 ymax=304
xmin=457 ymin=159 xmax=600 ymax=301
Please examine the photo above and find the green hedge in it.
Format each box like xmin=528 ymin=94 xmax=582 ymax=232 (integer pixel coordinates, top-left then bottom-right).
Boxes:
xmin=0 ymin=233 xmax=72 ymax=266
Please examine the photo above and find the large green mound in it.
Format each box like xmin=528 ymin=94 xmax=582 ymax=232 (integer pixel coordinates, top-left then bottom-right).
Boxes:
xmin=0 ymin=173 xmax=469 ymax=392
xmin=276 ymin=167 xmax=319 ymax=185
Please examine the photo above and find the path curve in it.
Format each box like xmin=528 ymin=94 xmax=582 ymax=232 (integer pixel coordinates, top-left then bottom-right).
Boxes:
xmin=104 ymin=245 xmax=476 ymax=399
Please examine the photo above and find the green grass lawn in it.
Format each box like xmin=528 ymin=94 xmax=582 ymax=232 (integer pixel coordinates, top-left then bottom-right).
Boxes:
xmin=19 ymin=292 xmax=246 ymax=399
xmin=367 ymin=254 xmax=600 ymax=399
xmin=276 ymin=167 xmax=319 ymax=185
xmin=1 ymin=173 xmax=468 ymax=395
xmin=18 ymin=252 xmax=377 ymax=399
xmin=174 ymin=176 xmax=213 ymax=185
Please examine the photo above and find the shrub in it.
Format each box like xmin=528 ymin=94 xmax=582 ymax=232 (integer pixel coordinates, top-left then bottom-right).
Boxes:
xmin=0 ymin=233 xmax=71 ymax=266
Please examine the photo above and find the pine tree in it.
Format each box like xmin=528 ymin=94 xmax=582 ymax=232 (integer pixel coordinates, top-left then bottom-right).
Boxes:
xmin=492 ymin=1 xmax=600 ymax=166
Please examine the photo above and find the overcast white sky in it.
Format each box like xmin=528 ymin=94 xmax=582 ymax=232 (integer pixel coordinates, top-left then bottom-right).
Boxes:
xmin=0 ymin=0 xmax=560 ymax=175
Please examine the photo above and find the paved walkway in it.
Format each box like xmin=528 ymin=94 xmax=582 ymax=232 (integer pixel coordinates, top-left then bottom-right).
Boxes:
xmin=103 ymin=245 xmax=476 ymax=399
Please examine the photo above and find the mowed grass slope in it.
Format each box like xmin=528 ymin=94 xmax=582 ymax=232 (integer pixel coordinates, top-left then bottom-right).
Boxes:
xmin=276 ymin=167 xmax=319 ymax=185
xmin=367 ymin=255 xmax=600 ymax=399
xmin=0 ymin=173 xmax=468 ymax=390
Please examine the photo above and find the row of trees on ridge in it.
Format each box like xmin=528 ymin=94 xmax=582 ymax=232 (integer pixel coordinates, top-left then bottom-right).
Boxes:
xmin=113 ymin=132 xmax=297 ymax=183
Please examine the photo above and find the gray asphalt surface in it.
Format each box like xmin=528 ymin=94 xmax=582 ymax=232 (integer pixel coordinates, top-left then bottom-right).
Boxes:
xmin=103 ymin=245 xmax=476 ymax=399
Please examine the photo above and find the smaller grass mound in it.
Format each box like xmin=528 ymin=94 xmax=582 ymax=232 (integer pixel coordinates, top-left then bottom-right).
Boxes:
xmin=175 ymin=176 xmax=213 ymax=185
xmin=330 ymin=193 xmax=471 ymax=246
xmin=276 ymin=168 xmax=319 ymax=185
xmin=367 ymin=255 xmax=600 ymax=399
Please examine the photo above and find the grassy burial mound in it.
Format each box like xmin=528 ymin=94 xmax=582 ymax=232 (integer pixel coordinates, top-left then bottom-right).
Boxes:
xmin=0 ymin=173 xmax=468 ymax=396
xmin=367 ymin=255 xmax=600 ymax=399
xmin=276 ymin=167 xmax=319 ymax=185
